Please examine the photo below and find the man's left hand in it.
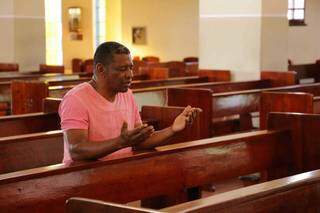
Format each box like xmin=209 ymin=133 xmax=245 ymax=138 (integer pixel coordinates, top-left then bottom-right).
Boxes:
xmin=171 ymin=106 xmax=202 ymax=133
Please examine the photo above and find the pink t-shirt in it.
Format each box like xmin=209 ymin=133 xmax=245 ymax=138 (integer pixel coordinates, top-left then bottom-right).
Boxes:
xmin=59 ymin=82 xmax=142 ymax=163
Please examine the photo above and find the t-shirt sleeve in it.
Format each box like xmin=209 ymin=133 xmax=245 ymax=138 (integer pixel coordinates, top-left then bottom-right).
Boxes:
xmin=59 ymin=94 xmax=88 ymax=130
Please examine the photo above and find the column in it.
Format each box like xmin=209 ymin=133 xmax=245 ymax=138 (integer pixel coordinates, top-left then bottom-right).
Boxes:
xmin=199 ymin=0 xmax=288 ymax=80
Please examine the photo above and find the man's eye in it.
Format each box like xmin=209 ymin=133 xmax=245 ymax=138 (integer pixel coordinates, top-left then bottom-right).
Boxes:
xmin=117 ymin=66 xmax=133 ymax=72
xmin=117 ymin=67 xmax=127 ymax=72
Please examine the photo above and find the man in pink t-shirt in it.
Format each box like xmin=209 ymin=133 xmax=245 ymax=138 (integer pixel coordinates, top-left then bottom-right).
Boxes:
xmin=59 ymin=42 xmax=201 ymax=163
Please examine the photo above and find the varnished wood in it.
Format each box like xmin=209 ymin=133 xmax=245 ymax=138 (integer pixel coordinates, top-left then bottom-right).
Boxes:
xmin=141 ymin=105 xmax=209 ymax=141
xmin=66 ymin=197 xmax=160 ymax=213
xmin=0 ymin=113 xmax=319 ymax=212
xmin=0 ymin=72 xmax=78 ymax=82
xmin=260 ymin=92 xmax=314 ymax=129
xmin=142 ymin=56 xmax=160 ymax=63
xmin=83 ymin=59 xmax=94 ymax=73
xmin=288 ymin=62 xmax=320 ymax=83
xmin=0 ymin=112 xmax=60 ymax=137
xmin=0 ymin=129 xmax=291 ymax=212
xmin=167 ymin=75 xmax=317 ymax=136
xmin=11 ymin=80 xmax=49 ymax=114
xmin=10 ymin=75 xmax=220 ymax=114
xmin=70 ymin=169 xmax=320 ymax=213
xmin=71 ymin=58 xmax=83 ymax=73
xmin=0 ymin=131 xmax=63 ymax=174
xmin=43 ymin=97 xmax=61 ymax=113
xmin=261 ymin=70 xmax=296 ymax=87
xmin=163 ymin=169 xmax=320 ymax=212
xmin=0 ymin=63 xmax=19 ymax=72
xmin=0 ymin=105 xmax=205 ymax=174
xmin=39 ymin=64 xmax=65 ymax=73
xmin=183 ymin=57 xmax=198 ymax=63
xmin=260 ymin=82 xmax=320 ymax=129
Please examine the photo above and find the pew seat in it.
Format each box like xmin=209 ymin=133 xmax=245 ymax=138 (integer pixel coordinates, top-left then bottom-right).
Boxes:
xmin=69 ymin=169 xmax=320 ymax=212
xmin=0 ymin=113 xmax=320 ymax=212
xmin=0 ymin=105 xmax=207 ymax=174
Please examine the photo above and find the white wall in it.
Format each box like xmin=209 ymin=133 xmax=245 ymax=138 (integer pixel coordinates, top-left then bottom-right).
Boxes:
xmin=260 ymin=0 xmax=288 ymax=71
xmin=199 ymin=0 xmax=262 ymax=80
xmin=199 ymin=0 xmax=288 ymax=80
xmin=0 ymin=0 xmax=15 ymax=62
xmin=121 ymin=0 xmax=198 ymax=61
xmin=288 ymin=0 xmax=320 ymax=64
xmin=14 ymin=0 xmax=46 ymax=71
xmin=0 ymin=0 xmax=45 ymax=71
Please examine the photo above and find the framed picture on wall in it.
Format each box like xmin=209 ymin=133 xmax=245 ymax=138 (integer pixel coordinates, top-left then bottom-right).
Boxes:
xmin=132 ymin=27 xmax=147 ymax=45
xmin=68 ymin=7 xmax=83 ymax=40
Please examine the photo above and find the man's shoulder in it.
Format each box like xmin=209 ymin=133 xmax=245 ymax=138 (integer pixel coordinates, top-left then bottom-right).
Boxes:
xmin=65 ymin=82 xmax=91 ymax=97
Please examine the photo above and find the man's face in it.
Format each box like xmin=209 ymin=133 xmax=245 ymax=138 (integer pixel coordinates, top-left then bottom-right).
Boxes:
xmin=104 ymin=53 xmax=133 ymax=93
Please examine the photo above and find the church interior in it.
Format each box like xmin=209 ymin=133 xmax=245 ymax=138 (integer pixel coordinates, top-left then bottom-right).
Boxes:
xmin=0 ymin=0 xmax=320 ymax=212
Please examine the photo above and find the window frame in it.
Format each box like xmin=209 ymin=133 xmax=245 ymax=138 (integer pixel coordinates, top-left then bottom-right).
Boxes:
xmin=288 ymin=0 xmax=306 ymax=26
xmin=93 ymin=0 xmax=106 ymax=49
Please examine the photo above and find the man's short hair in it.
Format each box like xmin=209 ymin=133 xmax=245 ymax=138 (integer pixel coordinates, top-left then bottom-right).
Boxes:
xmin=93 ymin=42 xmax=130 ymax=67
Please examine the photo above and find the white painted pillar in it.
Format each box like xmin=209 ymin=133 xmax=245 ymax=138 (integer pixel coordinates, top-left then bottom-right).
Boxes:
xmin=0 ymin=0 xmax=45 ymax=71
xmin=14 ymin=0 xmax=46 ymax=71
xmin=199 ymin=0 xmax=288 ymax=80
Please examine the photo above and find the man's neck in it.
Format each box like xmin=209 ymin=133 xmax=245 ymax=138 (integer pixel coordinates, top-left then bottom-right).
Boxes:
xmin=89 ymin=79 xmax=117 ymax=102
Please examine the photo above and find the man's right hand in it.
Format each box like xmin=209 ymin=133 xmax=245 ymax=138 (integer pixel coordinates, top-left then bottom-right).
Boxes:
xmin=119 ymin=122 xmax=154 ymax=147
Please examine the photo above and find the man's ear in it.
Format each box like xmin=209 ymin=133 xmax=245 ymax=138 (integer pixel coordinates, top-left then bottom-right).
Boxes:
xmin=95 ymin=63 xmax=108 ymax=78
xmin=95 ymin=63 xmax=105 ymax=74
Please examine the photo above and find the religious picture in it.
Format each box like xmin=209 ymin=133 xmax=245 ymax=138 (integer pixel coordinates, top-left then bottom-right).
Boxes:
xmin=132 ymin=27 xmax=147 ymax=45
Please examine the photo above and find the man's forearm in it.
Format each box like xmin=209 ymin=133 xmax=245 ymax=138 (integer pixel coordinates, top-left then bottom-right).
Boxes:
xmin=69 ymin=137 xmax=125 ymax=161
xmin=135 ymin=126 xmax=176 ymax=149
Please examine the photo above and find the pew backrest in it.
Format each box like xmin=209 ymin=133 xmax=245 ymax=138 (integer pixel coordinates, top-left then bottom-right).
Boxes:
xmin=39 ymin=64 xmax=65 ymax=74
xmin=1 ymin=113 xmax=320 ymax=212
xmin=0 ymin=130 xmax=63 ymax=174
xmin=289 ymin=63 xmax=320 ymax=83
xmin=66 ymin=168 xmax=320 ymax=213
xmin=0 ymin=112 xmax=60 ymax=137
xmin=163 ymin=169 xmax=320 ymax=212
xmin=0 ymin=63 xmax=19 ymax=72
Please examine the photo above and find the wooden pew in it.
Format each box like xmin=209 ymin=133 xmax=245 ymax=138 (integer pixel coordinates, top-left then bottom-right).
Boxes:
xmin=167 ymin=71 xmax=297 ymax=136
xmin=0 ymin=131 xmax=63 ymax=174
xmin=0 ymin=105 xmax=207 ymax=174
xmin=66 ymin=197 xmax=158 ymax=213
xmin=10 ymin=71 xmax=291 ymax=118
xmin=0 ymin=63 xmax=19 ymax=72
xmin=0 ymin=71 xmax=81 ymax=82
xmin=83 ymin=168 xmax=320 ymax=212
xmin=0 ymin=112 xmax=320 ymax=212
xmin=288 ymin=62 xmax=320 ymax=84
xmin=11 ymin=70 xmax=231 ymax=114
xmin=183 ymin=57 xmax=198 ymax=63
xmin=142 ymin=56 xmax=160 ymax=63
xmin=164 ymin=169 xmax=320 ymax=212
xmin=0 ymin=73 xmax=85 ymax=115
xmin=0 ymin=112 xmax=60 ymax=137
xmin=72 ymin=58 xmax=94 ymax=73
xmin=12 ymin=77 xmax=209 ymax=114
xmin=260 ymin=91 xmax=320 ymax=129
xmin=1 ymin=96 xmax=208 ymax=140
xmin=39 ymin=64 xmax=65 ymax=74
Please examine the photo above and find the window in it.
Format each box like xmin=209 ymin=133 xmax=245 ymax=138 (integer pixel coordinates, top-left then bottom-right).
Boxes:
xmin=287 ymin=0 xmax=306 ymax=26
xmin=45 ymin=0 xmax=63 ymax=65
xmin=94 ymin=0 xmax=106 ymax=48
